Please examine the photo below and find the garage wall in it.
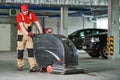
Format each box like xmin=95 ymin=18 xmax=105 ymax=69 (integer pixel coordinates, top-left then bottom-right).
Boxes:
xmin=68 ymin=17 xmax=94 ymax=34
xmin=44 ymin=17 xmax=94 ymax=35
xmin=0 ymin=16 xmax=106 ymax=51
xmin=0 ymin=24 xmax=11 ymax=51
xmin=44 ymin=17 xmax=59 ymax=34
xmin=10 ymin=24 xmax=17 ymax=51
xmin=97 ymin=17 xmax=108 ymax=29
xmin=0 ymin=23 xmax=17 ymax=51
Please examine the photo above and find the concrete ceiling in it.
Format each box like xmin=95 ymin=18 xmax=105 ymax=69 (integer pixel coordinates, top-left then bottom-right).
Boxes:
xmin=0 ymin=1 xmax=108 ymax=17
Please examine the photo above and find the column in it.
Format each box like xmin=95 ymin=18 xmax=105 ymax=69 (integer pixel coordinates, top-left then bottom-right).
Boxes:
xmin=60 ymin=6 xmax=68 ymax=37
xmin=108 ymin=0 xmax=120 ymax=59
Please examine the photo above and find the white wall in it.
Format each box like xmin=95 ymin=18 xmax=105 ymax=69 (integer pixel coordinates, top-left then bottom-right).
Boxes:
xmin=45 ymin=17 xmax=59 ymax=34
xmin=44 ymin=17 xmax=94 ymax=35
xmin=0 ymin=24 xmax=11 ymax=51
xmin=68 ymin=17 xmax=94 ymax=34
xmin=96 ymin=17 xmax=108 ymax=29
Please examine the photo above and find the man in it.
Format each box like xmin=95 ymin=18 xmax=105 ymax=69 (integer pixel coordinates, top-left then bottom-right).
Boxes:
xmin=16 ymin=4 xmax=43 ymax=72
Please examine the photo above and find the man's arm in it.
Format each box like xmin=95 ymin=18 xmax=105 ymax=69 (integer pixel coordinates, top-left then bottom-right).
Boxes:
xmin=19 ymin=22 xmax=29 ymax=35
xmin=34 ymin=21 xmax=43 ymax=34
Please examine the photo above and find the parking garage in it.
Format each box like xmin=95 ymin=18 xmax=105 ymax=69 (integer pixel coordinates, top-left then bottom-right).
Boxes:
xmin=0 ymin=0 xmax=120 ymax=80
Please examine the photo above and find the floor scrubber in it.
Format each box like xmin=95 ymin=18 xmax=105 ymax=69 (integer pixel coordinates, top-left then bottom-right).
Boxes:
xmin=33 ymin=34 xmax=85 ymax=74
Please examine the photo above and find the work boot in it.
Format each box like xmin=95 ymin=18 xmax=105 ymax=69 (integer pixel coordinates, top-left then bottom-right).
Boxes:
xmin=29 ymin=66 xmax=40 ymax=72
xmin=18 ymin=67 xmax=23 ymax=71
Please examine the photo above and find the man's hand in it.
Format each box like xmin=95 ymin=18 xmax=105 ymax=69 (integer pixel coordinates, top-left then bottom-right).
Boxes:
xmin=28 ymin=32 xmax=35 ymax=37
xmin=40 ymin=33 xmax=43 ymax=35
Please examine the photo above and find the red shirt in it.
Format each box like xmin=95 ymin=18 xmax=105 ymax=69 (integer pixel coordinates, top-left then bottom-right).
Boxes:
xmin=16 ymin=11 xmax=38 ymax=30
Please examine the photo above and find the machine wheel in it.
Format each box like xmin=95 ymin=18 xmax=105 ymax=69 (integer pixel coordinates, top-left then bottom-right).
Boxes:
xmin=87 ymin=51 xmax=100 ymax=58
xmin=100 ymin=43 xmax=108 ymax=59
xmin=46 ymin=65 xmax=53 ymax=74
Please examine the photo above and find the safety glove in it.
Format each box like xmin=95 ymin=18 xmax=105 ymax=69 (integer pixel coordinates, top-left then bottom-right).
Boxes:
xmin=28 ymin=32 xmax=35 ymax=37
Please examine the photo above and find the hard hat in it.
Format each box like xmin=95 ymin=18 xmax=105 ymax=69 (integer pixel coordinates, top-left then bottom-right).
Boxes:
xmin=21 ymin=4 xmax=29 ymax=11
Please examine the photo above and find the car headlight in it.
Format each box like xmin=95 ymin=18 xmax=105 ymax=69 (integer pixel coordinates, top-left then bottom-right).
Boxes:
xmin=91 ymin=37 xmax=100 ymax=42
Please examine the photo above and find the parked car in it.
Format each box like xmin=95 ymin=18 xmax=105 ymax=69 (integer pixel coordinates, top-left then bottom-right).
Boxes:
xmin=68 ymin=28 xmax=107 ymax=50
xmin=82 ymin=32 xmax=109 ymax=59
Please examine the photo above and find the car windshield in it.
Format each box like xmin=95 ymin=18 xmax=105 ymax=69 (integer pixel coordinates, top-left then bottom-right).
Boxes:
xmin=79 ymin=29 xmax=107 ymax=37
xmin=91 ymin=29 xmax=107 ymax=34
xmin=69 ymin=29 xmax=107 ymax=37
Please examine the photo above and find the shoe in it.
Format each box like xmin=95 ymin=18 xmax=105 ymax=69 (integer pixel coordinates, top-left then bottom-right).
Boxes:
xmin=18 ymin=67 xmax=23 ymax=71
xmin=29 ymin=66 xmax=40 ymax=72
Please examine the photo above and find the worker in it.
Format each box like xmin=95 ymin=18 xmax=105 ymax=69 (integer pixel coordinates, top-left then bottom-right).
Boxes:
xmin=16 ymin=4 xmax=43 ymax=72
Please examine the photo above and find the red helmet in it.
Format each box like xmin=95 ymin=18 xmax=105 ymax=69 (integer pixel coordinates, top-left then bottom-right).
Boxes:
xmin=21 ymin=4 xmax=29 ymax=11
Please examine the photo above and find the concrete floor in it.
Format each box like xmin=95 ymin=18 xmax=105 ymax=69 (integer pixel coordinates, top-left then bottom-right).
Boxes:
xmin=0 ymin=51 xmax=119 ymax=80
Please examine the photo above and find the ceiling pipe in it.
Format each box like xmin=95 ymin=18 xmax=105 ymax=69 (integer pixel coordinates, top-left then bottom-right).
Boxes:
xmin=0 ymin=4 xmax=60 ymax=10
xmin=0 ymin=4 xmax=91 ymax=17
xmin=0 ymin=4 xmax=91 ymax=11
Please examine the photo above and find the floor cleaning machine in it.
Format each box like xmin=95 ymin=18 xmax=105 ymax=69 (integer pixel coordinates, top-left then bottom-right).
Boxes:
xmin=33 ymin=34 xmax=85 ymax=74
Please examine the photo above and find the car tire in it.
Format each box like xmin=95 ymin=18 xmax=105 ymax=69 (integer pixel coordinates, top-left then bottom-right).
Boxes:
xmin=87 ymin=51 xmax=100 ymax=58
xmin=100 ymin=43 xmax=108 ymax=59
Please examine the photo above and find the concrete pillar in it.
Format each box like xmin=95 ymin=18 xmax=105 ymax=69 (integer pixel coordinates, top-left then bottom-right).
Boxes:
xmin=108 ymin=0 xmax=120 ymax=59
xmin=60 ymin=6 xmax=68 ymax=37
